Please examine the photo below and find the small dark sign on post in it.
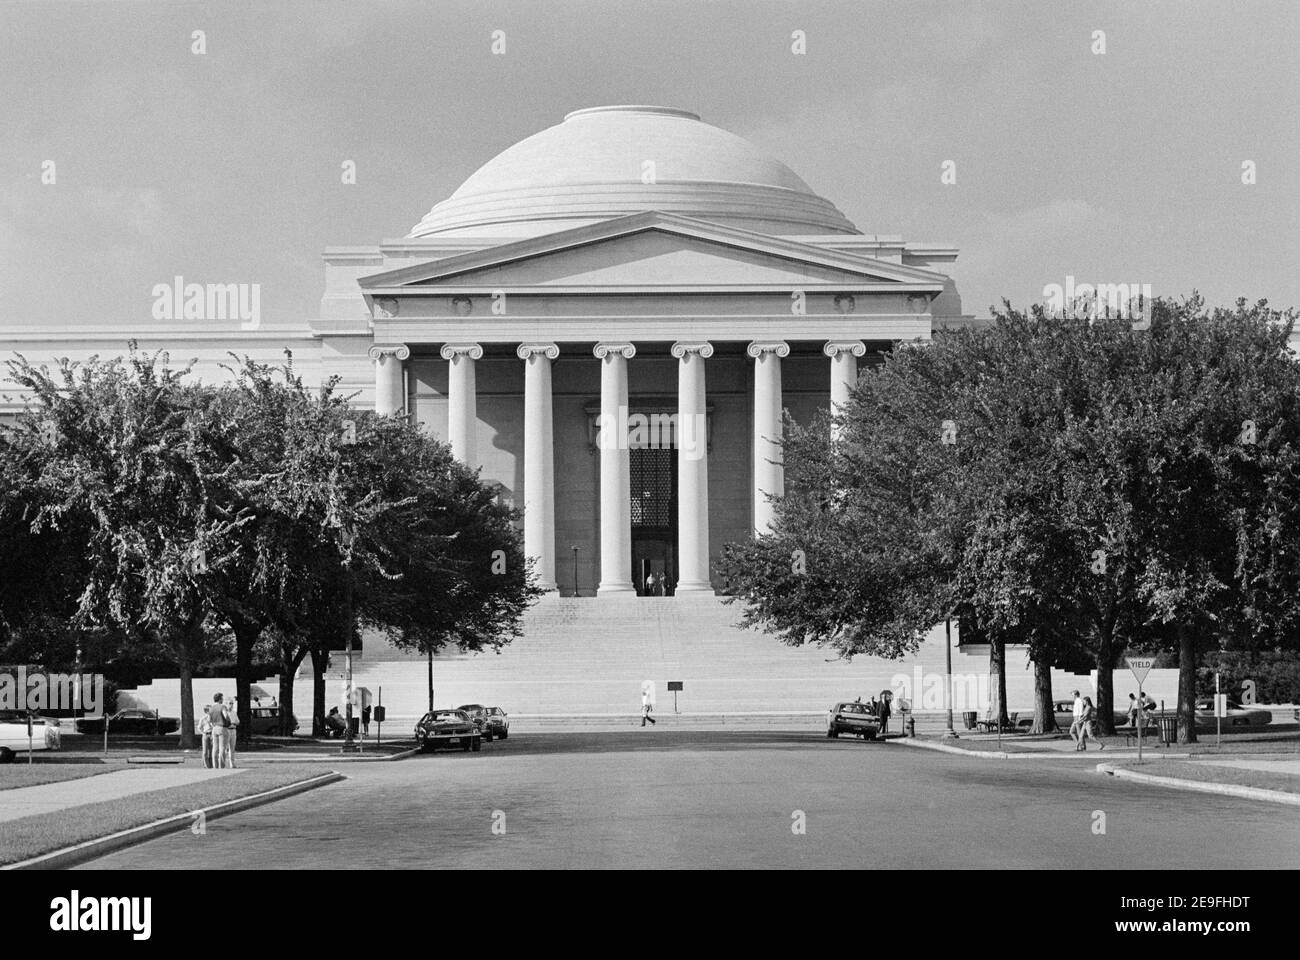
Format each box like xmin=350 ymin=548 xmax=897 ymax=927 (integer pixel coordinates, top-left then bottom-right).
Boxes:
xmin=667 ymin=681 xmax=683 ymax=713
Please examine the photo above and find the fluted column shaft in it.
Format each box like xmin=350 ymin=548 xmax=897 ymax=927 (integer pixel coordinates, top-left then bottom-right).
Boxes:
xmin=748 ymin=341 xmax=789 ymax=534
xmin=369 ymin=344 xmax=410 ymax=416
xmin=518 ymin=343 xmax=559 ymax=592
xmin=440 ymin=343 xmax=483 ymax=464
xmin=673 ymin=341 xmax=713 ymax=593
xmin=824 ymin=340 xmax=866 ymax=439
xmin=594 ymin=342 xmax=635 ymax=595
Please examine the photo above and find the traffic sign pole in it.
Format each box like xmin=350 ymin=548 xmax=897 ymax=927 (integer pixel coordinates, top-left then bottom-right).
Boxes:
xmin=1126 ymin=657 xmax=1155 ymax=763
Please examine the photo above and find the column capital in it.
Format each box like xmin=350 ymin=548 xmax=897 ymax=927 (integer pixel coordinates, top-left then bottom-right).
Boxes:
xmin=671 ymin=341 xmax=714 ymax=360
xmin=823 ymin=340 xmax=866 ymax=359
xmin=593 ymin=342 xmax=636 ymax=360
xmin=368 ymin=343 xmax=410 ymax=361
xmin=746 ymin=340 xmax=790 ymax=359
xmin=440 ymin=342 xmax=483 ymax=361
xmin=517 ymin=342 xmax=560 ymax=361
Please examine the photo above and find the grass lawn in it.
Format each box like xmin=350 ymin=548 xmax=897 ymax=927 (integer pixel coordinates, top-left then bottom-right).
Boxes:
xmin=1105 ymin=758 xmax=1300 ymax=795
xmin=0 ymin=763 xmax=336 ymax=866
xmin=0 ymin=761 xmax=120 ymax=791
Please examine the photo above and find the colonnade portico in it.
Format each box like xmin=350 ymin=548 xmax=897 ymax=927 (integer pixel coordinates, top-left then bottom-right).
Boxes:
xmin=372 ymin=338 xmax=870 ymax=596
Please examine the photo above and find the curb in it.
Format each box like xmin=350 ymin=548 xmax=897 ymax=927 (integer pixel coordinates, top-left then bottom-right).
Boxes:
xmin=892 ymin=738 xmax=1189 ymax=760
xmin=1 ymin=771 xmax=346 ymax=870
xmin=243 ymin=747 xmax=417 ymax=763
xmin=1096 ymin=763 xmax=1300 ymax=807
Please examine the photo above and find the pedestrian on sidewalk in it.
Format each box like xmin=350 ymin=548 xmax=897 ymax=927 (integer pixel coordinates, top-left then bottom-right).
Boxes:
xmin=206 ymin=693 xmax=230 ymax=768
xmin=225 ymin=697 xmax=239 ymax=768
xmin=1077 ymin=696 xmax=1105 ymax=751
xmin=199 ymin=711 xmax=214 ymax=768
xmin=1069 ymin=689 xmax=1085 ymax=747
xmin=641 ymin=690 xmax=656 ymax=727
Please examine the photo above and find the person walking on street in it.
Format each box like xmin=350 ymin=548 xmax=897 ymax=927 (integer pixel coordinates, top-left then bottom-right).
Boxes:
xmin=1078 ymin=696 xmax=1105 ymax=751
xmin=641 ymin=689 xmax=656 ymax=727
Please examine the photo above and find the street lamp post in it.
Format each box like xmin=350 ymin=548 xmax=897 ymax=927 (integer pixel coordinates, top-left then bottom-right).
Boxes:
xmin=943 ymin=617 xmax=959 ymax=739
xmin=571 ymin=545 xmax=580 ymax=597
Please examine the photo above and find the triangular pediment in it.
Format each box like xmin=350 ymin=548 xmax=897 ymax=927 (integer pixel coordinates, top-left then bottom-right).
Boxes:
xmin=358 ymin=212 xmax=948 ymax=293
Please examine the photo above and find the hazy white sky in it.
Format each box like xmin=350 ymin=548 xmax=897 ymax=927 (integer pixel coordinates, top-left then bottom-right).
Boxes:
xmin=1 ymin=0 xmax=1296 ymax=327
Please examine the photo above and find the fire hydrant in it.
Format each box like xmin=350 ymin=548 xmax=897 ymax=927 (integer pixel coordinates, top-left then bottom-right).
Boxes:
xmin=906 ymin=716 xmax=916 ymax=738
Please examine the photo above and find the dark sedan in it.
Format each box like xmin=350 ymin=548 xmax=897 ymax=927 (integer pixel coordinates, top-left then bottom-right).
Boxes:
xmin=415 ymin=709 xmax=482 ymax=753
xmin=75 ymin=709 xmax=179 ymax=736
xmin=826 ymin=701 xmax=881 ymax=740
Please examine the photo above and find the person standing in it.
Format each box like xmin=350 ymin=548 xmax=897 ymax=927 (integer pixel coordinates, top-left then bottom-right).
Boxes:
xmin=206 ymin=693 xmax=230 ymax=768
xmin=224 ymin=697 xmax=239 ymax=768
xmin=1069 ymin=689 xmax=1085 ymax=747
xmin=199 ymin=710 xmax=214 ymax=768
xmin=641 ymin=689 xmax=656 ymax=727
xmin=878 ymin=693 xmax=892 ymax=735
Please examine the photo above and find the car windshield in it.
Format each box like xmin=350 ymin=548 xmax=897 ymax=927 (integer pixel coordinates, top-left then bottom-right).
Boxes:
xmin=839 ymin=703 xmax=868 ymax=714
xmin=428 ymin=711 xmax=467 ymax=722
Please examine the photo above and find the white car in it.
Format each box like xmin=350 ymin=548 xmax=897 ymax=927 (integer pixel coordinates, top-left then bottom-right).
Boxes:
xmin=0 ymin=711 xmax=63 ymax=761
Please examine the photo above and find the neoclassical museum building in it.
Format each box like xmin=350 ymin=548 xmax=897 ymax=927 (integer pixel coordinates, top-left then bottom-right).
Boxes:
xmin=341 ymin=105 xmax=971 ymax=597
xmin=10 ymin=106 xmax=1027 ymax=717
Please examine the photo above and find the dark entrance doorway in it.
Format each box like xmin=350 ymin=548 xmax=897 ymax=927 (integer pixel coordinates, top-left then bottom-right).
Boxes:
xmin=630 ymin=446 xmax=676 ymax=595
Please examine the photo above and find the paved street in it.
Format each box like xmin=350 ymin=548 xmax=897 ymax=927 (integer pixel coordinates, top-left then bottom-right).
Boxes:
xmin=78 ymin=731 xmax=1300 ymax=869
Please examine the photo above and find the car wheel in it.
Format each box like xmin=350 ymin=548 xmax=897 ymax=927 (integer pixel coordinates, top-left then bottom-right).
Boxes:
xmin=829 ymin=729 xmax=839 ymax=739
xmin=498 ymin=729 xmax=508 ymax=740
xmin=471 ymin=737 xmax=482 ymax=752
xmin=461 ymin=739 xmax=471 ymax=751
xmin=484 ymin=731 xmax=493 ymax=743
xmin=0 ymin=747 xmax=13 ymax=764
xmin=417 ymin=740 xmax=429 ymax=754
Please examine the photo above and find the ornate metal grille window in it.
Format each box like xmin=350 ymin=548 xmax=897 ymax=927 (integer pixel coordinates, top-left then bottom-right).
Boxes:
xmin=630 ymin=448 xmax=674 ymax=527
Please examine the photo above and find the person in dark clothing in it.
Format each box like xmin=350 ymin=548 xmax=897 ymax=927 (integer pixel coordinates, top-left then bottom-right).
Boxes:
xmin=878 ymin=694 xmax=892 ymax=735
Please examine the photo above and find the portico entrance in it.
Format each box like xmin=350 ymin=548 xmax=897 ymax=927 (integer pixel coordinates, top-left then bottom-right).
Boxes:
xmin=630 ymin=445 xmax=676 ymax=595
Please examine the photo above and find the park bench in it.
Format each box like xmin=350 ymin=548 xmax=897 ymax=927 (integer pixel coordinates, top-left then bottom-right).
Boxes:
xmin=976 ymin=712 xmax=1019 ymax=732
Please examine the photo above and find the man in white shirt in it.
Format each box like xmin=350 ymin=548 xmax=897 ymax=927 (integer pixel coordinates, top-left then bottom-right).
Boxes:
xmin=1070 ymin=690 xmax=1085 ymax=746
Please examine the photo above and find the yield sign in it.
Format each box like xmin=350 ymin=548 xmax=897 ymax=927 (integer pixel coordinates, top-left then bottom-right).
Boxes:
xmin=1126 ymin=657 xmax=1155 ymax=687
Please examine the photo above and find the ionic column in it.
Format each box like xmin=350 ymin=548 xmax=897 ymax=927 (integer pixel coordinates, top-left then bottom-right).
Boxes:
xmin=369 ymin=344 xmax=410 ymax=416
xmin=439 ymin=343 xmax=483 ymax=464
xmin=672 ymin=341 xmax=713 ymax=593
xmin=594 ymin=342 xmax=635 ymax=595
xmin=823 ymin=340 xmax=866 ymax=439
xmin=747 ymin=341 xmax=789 ymax=534
xmin=518 ymin=343 xmax=559 ymax=592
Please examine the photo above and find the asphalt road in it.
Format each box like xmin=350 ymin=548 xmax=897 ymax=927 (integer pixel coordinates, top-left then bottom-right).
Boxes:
xmin=77 ymin=731 xmax=1300 ymax=869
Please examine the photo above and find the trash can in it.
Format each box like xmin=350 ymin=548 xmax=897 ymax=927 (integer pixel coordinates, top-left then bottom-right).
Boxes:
xmin=962 ymin=711 xmax=978 ymax=730
xmin=1158 ymin=715 xmax=1177 ymax=746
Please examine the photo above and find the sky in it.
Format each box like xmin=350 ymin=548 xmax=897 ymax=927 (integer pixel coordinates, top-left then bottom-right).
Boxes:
xmin=1 ymin=0 xmax=1296 ymax=329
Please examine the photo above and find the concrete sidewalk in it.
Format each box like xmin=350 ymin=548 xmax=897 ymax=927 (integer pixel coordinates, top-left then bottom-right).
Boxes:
xmin=0 ymin=768 xmax=241 ymax=823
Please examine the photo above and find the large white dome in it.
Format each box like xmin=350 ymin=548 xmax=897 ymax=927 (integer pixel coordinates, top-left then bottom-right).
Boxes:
xmin=408 ymin=105 xmax=859 ymax=239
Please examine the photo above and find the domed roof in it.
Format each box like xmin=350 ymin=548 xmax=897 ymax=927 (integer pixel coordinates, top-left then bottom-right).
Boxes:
xmin=408 ymin=106 xmax=859 ymax=239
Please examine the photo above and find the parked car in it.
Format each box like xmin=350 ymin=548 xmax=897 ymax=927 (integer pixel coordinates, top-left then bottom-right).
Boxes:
xmin=826 ymin=701 xmax=881 ymax=740
xmin=456 ymin=704 xmax=495 ymax=742
xmin=415 ymin=709 xmax=482 ymax=753
xmin=483 ymin=706 xmax=509 ymax=740
xmin=249 ymin=704 xmax=298 ymax=735
xmin=75 ymin=708 xmax=180 ymax=736
xmin=1194 ymin=698 xmax=1271 ymax=730
xmin=0 ymin=710 xmax=62 ymax=761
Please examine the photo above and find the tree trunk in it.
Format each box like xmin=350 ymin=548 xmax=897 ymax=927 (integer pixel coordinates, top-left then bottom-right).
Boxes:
xmin=311 ymin=646 xmax=328 ymax=737
xmin=1095 ymin=623 xmax=1118 ymax=735
xmin=1029 ymin=655 xmax=1056 ymax=734
xmin=1177 ymin=621 xmax=1199 ymax=743
xmin=989 ymin=633 xmax=1009 ymax=727
xmin=233 ymin=621 xmax=259 ymax=745
xmin=276 ymin=644 xmax=308 ymax=736
xmin=175 ymin=625 xmax=203 ymax=751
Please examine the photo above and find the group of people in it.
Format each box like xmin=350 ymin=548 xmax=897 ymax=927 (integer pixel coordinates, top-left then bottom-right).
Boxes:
xmin=199 ymin=692 xmax=238 ymax=768
xmin=323 ymin=704 xmax=372 ymax=738
xmin=643 ymin=571 xmax=673 ymax=596
xmin=1069 ymin=688 xmax=1159 ymax=751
